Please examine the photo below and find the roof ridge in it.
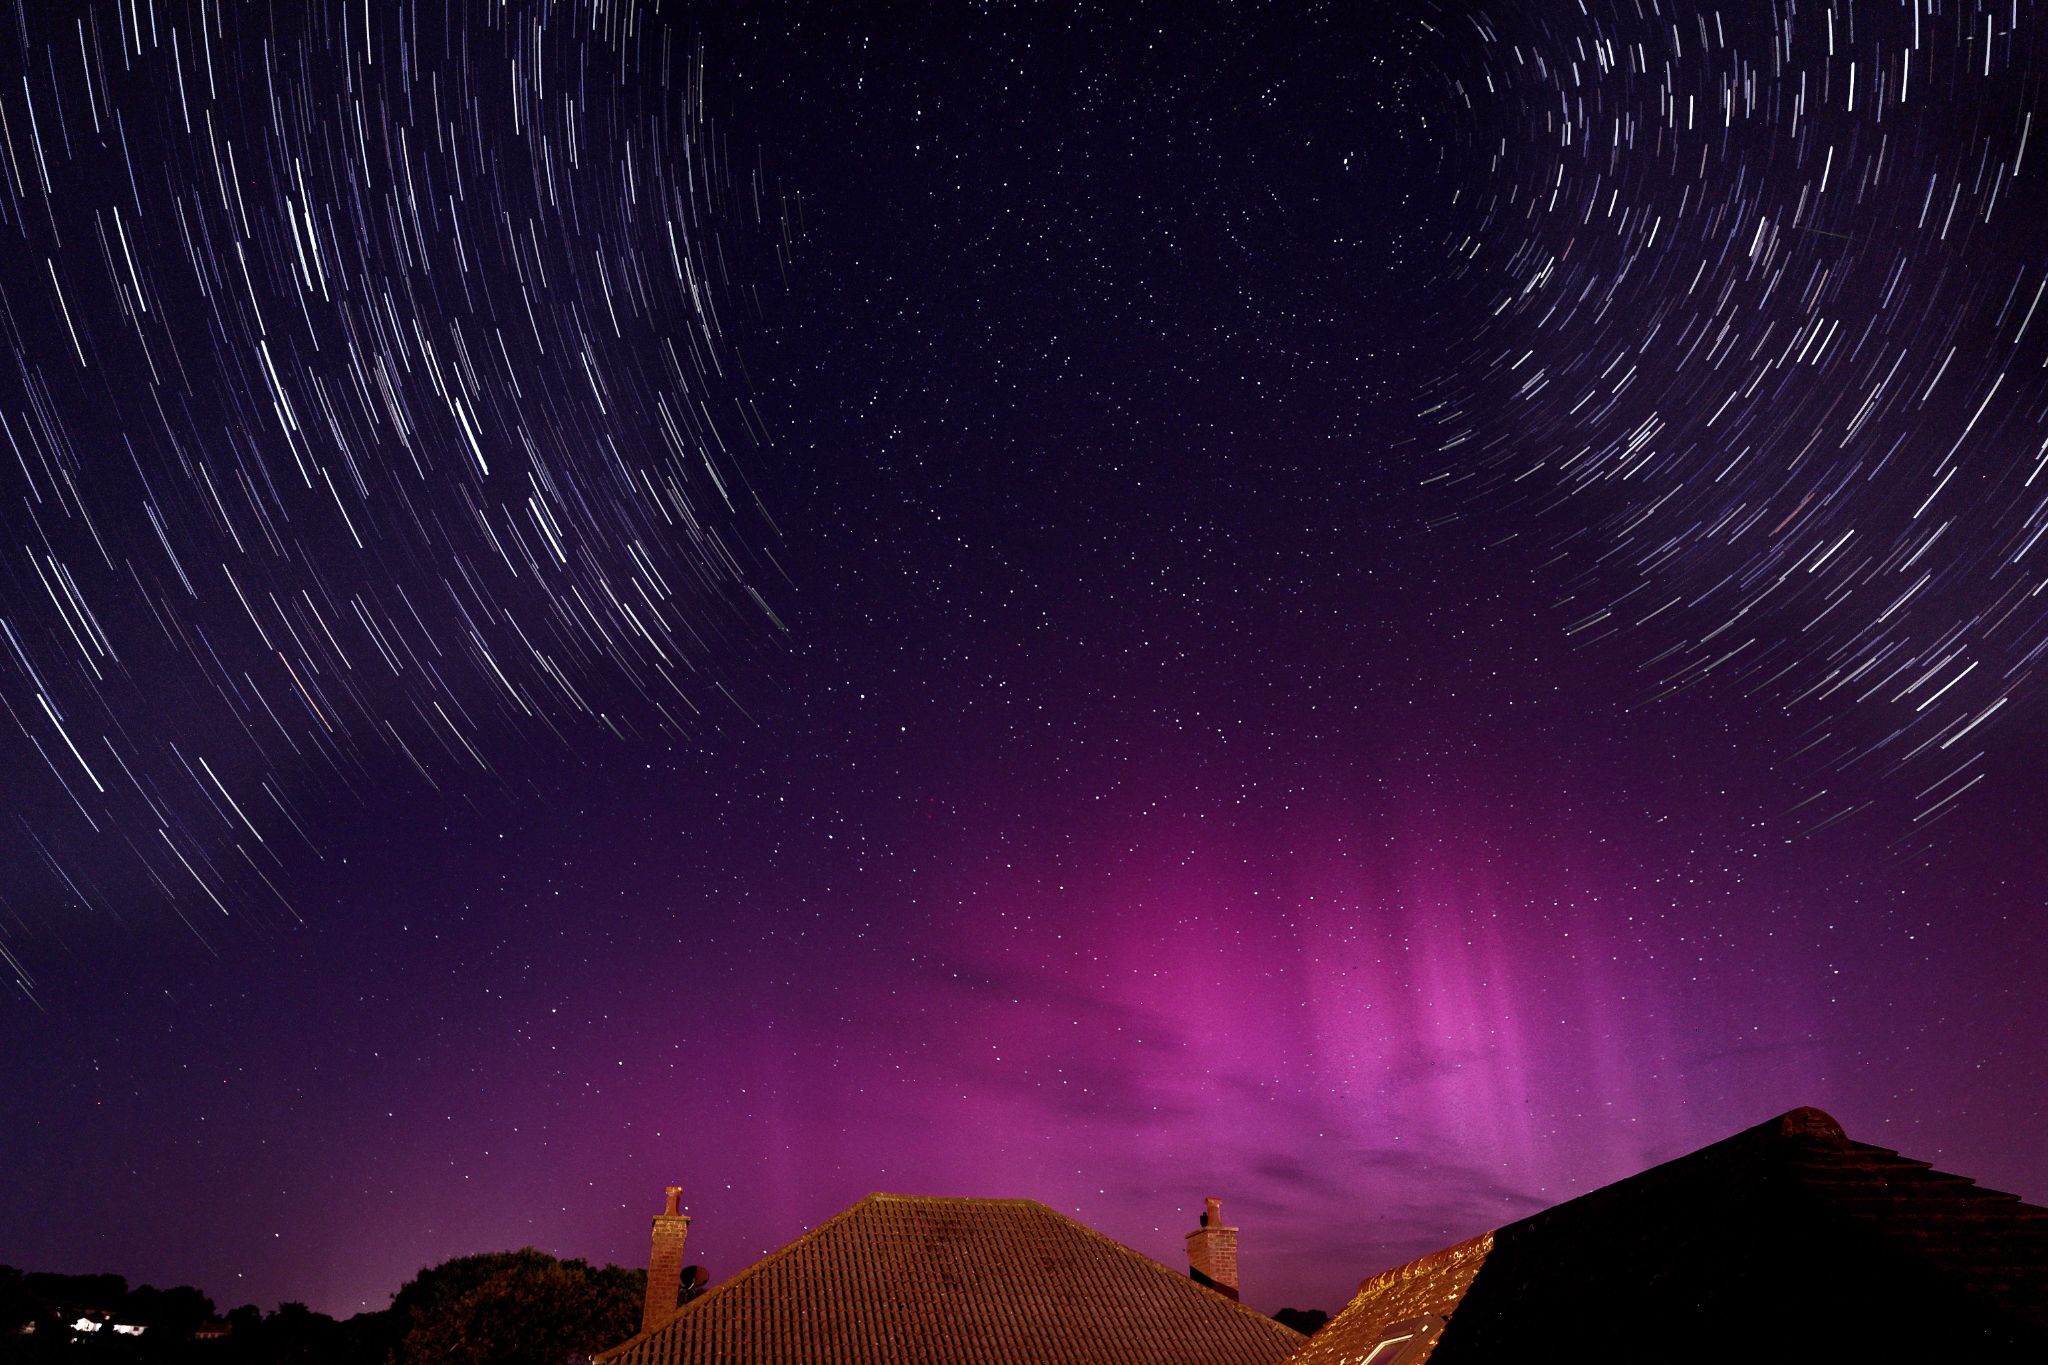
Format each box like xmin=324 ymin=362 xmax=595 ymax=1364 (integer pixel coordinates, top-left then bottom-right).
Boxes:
xmin=1352 ymin=1230 xmax=1493 ymax=1298
xmin=1478 ymin=1106 xmax=1852 ymax=1239
xmin=598 ymin=1191 xmax=1302 ymax=1362
xmin=1296 ymin=1109 xmax=2048 ymax=1361
xmin=1773 ymin=1105 xmax=1846 ymax=1140
xmin=867 ymin=1192 xmax=1046 ymax=1206
xmin=1016 ymin=1200 xmax=1307 ymax=1340
xmin=593 ymin=1196 xmax=880 ymax=1363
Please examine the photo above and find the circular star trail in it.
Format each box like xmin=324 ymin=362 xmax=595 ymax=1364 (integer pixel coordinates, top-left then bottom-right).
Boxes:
xmin=1423 ymin=0 xmax=2048 ymax=834
xmin=0 ymin=0 xmax=785 ymax=995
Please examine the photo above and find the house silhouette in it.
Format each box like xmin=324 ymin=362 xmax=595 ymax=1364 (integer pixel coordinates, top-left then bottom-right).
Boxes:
xmin=601 ymin=1108 xmax=2048 ymax=1364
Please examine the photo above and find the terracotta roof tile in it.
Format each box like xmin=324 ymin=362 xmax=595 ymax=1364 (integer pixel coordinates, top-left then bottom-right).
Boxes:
xmin=597 ymin=1194 xmax=1303 ymax=1365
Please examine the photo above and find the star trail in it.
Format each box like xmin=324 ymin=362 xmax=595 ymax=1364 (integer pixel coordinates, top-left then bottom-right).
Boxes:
xmin=0 ymin=0 xmax=786 ymax=997
xmin=1429 ymin=0 xmax=2048 ymax=832
xmin=2 ymin=0 xmax=2043 ymax=1331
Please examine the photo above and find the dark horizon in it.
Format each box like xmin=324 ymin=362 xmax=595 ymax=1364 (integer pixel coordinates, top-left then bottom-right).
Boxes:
xmin=5 ymin=0 xmax=2047 ymax=1321
xmin=4 ymin=1099 xmax=2032 ymax=1325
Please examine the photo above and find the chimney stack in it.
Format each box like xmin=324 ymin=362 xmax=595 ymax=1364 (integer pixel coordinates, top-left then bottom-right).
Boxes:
xmin=642 ymin=1185 xmax=692 ymax=1333
xmin=1186 ymin=1195 xmax=1240 ymax=1300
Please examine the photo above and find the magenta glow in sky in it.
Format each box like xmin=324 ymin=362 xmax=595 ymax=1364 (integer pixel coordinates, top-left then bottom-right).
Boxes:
xmin=4 ymin=0 xmax=2048 ymax=1325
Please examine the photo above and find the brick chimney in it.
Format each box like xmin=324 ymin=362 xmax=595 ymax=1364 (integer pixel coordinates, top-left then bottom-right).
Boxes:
xmin=642 ymin=1185 xmax=692 ymax=1333
xmin=1186 ymin=1195 xmax=1240 ymax=1300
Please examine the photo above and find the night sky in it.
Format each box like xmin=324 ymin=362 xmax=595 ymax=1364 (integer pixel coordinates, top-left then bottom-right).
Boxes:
xmin=4 ymin=0 xmax=2048 ymax=1324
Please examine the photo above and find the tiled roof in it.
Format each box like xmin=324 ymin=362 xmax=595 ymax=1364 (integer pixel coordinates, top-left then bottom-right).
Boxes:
xmin=1292 ymin=1107 xmax=2048 ymax=1364
xmin=1278 ymin=1232 xmax=1488 ymax=1365
xmin=597 ymin=1194 xmax=1303 ymax=1365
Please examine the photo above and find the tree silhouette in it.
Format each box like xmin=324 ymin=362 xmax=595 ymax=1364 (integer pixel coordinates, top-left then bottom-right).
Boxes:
xmin=1274 ymin=1306 xmax=1329 ymax=1336
xmin=391 ymin=1249 xmax=644 ymax=1365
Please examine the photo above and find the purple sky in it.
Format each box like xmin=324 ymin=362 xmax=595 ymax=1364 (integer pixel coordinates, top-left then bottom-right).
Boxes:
xmin=4 ymin=0 xmax=2048 ymax=1322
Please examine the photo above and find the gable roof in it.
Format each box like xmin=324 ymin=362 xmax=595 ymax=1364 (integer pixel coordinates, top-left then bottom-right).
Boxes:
xmin=1290 ymin=1107 xmax=2048 ymax=1364
xmin=597 ymin=1193 xmax=1303 ymax=1365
